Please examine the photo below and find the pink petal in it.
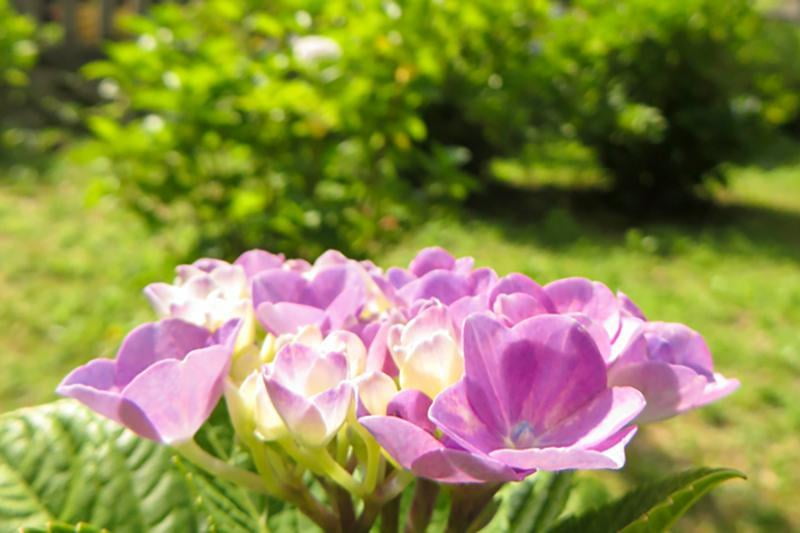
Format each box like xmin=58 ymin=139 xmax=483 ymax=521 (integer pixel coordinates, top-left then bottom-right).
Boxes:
xmin=120 ymin=345 xmax=231 ymax=444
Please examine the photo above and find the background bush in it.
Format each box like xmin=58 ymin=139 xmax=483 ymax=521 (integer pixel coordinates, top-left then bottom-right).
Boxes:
xmin=520 ymin=0 xmax=795 ymax=210
xmin=0 ymin=0 xmax=38 ymax=161
xmin=81 ymin=0 xmax=545 ymax=258
xmin=81 ymin=0 xmax=795 ymax=256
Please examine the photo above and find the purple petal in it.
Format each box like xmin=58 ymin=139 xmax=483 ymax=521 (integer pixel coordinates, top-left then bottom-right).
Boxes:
xmin=544 ymin=277 xmax=621 ymax=339
xmin=386 ymin=267 xmax=415 ymax=290
xmin=256 ymin=302 xmax=327 ymax=335
xmin=430 ymin=380 xmax=507 ymax=454
xmin=409 ymin=247 xmax=457 ymax=276
xmin=489 ymin=274 xmax=553 ymax=310
xmin=56 ymin=359 xmax=123 ymax=423
xmin=310 ymin=265 xmax=365 ymax=329
xmin=411 ymin=448 xmax=524 ymax=483
xmin=360 ymin=415 xmax=522 ymax=483
xmin=490 ymin=426 xmax=638 ymax=471
xmin=312 ymin=383 xmax=353 ymax=433
xmin=115 ymin=319 xmax=211 ymax=388
xmin=461 ymin=314 xmax=607 ymax=438
xmin=252 ymin=269 xmax=308 ymax=306
xmin=536 ymin=387 xmax=645 ymax=448
xmin=468 ymin=268 xmax=498 ymax=294
xmin=386 ymin=389 xmax=436 ymax=433
xmin=120 ymin=345 xmax=231 ymax=444
xmin=642 ymin=322 xmax=714 ymax=379
xmin=143 ymin=283 xmax=176 ymax=316
xmin=265 ymin=379 xmax=330 ymax=446
xmin=493 ymin=293 xmax=552 ymax=325
xmin=398 ymin=271 xmax=471 ymax=306
xmin=360 ymin=415 xmax=444 ymax=470
xmin=234 ymin=249 xmax=285 ymax=279
xmin=617 ymin=291 xmax=646 ymax=320
xmin=273 ymin=344 xmax=348 ymax=394
xmin=608 ymin=362 xmax=709 ymax=423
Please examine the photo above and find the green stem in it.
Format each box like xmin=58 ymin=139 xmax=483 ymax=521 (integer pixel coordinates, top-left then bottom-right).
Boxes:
xmin=173 ymin=439 xmax=271 ymax=495
xmin=380 ymin=495 xmax=400 ymax=533
xmin=280 ymin=437 xmax=365 ymax=497
xmin=404 ymin=479 xmax=439 ymax=533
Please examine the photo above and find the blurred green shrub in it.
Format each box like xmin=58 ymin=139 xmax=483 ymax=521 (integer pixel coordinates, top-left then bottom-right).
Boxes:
xmin=524 ymin=0 xmax=794 ymax=209
xmin=0 ymin=0 xmax=37 ymax=88
xmin=81 ymin=0 xmax=545 ymax=257
xmin=0 ymin=0 xmax=38 ymax=159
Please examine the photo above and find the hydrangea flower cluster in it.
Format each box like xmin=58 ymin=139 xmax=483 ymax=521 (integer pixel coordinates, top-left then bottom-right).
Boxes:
xmin=58 ymin=247 xmax=738 ymax=530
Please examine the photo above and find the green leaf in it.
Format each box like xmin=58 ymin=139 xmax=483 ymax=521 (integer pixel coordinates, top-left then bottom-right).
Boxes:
xmin=482 ymin=472 xmax=574 ymax=533
xmin=549 ymin=467 xmax=746 ymax=533
xmin=174 ymin=456 xmax=270 ymax=533
xmin=0 ymin=401 xmax=199 ymax=532
xmin=20 ymin=520 xmax=108 ymax=532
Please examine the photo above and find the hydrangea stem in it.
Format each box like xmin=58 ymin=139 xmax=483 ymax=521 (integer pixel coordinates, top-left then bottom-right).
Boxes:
xmin=405 ymin=478 xmax=439 ymax=533
xmin=279 ymin=437 xmax=365 ymax=497
xmin=173 ymin=439 xmax=271 ymax=495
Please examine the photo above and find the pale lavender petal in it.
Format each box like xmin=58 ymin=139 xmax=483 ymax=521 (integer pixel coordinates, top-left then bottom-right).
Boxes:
xmin=311 ymin=265 xmax=365 ymax=329
xmin=569 ymin=312 xmax=612 ymax=363
xmin=120 ymin=345 xmax=230 ymax=444
xmin=430 ymin=380 xmax=507 ymax=454
xmin=56 ymin=359 xmax=122 ymax=422
xmin=361 ymin=415 xmax=521 ymax=483
xmin=192 ymin=258 xmax=229 ymax=273
xmin=398 ymin=271 xmax=471 ymax=306
xmin=610 ymin=315 xmax=646 ymax=364
xmin=312 ymin=382 xmax=353 ymax=434
xmin=700 ymin=375 xmax=741 ymax=406
xmin=642 ymin=322 xmax=714 ymax=378
xmin=115 ymin=319 xmax=210 ymax=388
xmin=510 ymin=315 xmax=608 ymax=431
xmin=536 ymin=387 xmax=645 ymax=448
xmin=489 ymin=273 xmax=554 ymax=311
xmin=468 ymin=268 xmax=497 ymax=294
xmin=448 ymin=294 xmax=490 ymax=333
xmin=490 ymin=426 xmax=637 ymax=471
xmin=544 ymin=277 xmax=621 ymax=339
xmin=386 ymin=389 xmax=436 ymax=433
xmin=618 ymin=291 xmax=646 ymax=320
xmin=256 ymin=302 xmax=327 ymax=335
xmin=493 ymin=293 xmax=551 ymax=325
xmin=209 ymin=318 xmax=243 ymax=351
xmin=411 ymin=448 xmax=523 ymax=483
xmin=608 ymin=362 xmax=709 ymax=423
xmin=252 ymin=269 xmax=308 ymax=306
xmin=460 ymin=314 xmax=515 ymax=435
xmin=386 ymin=267 xmax=415 ymax=289
xmin=314 ymin=250 xmax=350 ymax=268
xmin=462 ymin=314 xmax=607 ymax=437
xmin=359 ymin=415 xmax=444 ymax=470
xmin=143 ymin=283 xmax=176 ymax=316
xmin=234 ymin=249 xmax=285 ymax=278
xmin=266 ymin=379 xmax=331 ymax=446
xmin=409 ymin=247 xmax=456 ymax=276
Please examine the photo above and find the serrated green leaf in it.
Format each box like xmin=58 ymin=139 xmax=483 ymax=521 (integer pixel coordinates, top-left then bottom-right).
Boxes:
xmin=20 ymin=520 xmax=108 ymax=532
xmin=483 ymin=472 xmax=574 ymax=533
xmin=509 ymin=472 xmax=574 ymax=533
xmin=549 ymin=467 xmax=745 ymax=533
xmin=174 ymin=456 xmax=269 ymax=533
xmin=0 ymin=401 xmax=199 ymax=532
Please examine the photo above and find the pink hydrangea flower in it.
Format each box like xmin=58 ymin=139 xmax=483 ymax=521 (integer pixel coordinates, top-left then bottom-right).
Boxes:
xmin=57 ymin=319 xmax=240 ymax=444
xmin=361 ymin=314 xmax=645 ymax=483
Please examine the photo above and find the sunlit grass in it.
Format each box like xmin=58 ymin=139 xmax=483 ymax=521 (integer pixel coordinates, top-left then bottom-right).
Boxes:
xmin=1 ymin=144 xmax=798 ymax=530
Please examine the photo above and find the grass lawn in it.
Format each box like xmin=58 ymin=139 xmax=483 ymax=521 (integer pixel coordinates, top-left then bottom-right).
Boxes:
xmin=1 ymin=147 xmax=799 ymax=531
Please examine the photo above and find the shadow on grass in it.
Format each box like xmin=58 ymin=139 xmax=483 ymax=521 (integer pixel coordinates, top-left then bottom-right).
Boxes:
xmin=622 ymin=428 xmax=794 ymax=532
xmin=466 ymin=180 xmax=800 ymax=264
